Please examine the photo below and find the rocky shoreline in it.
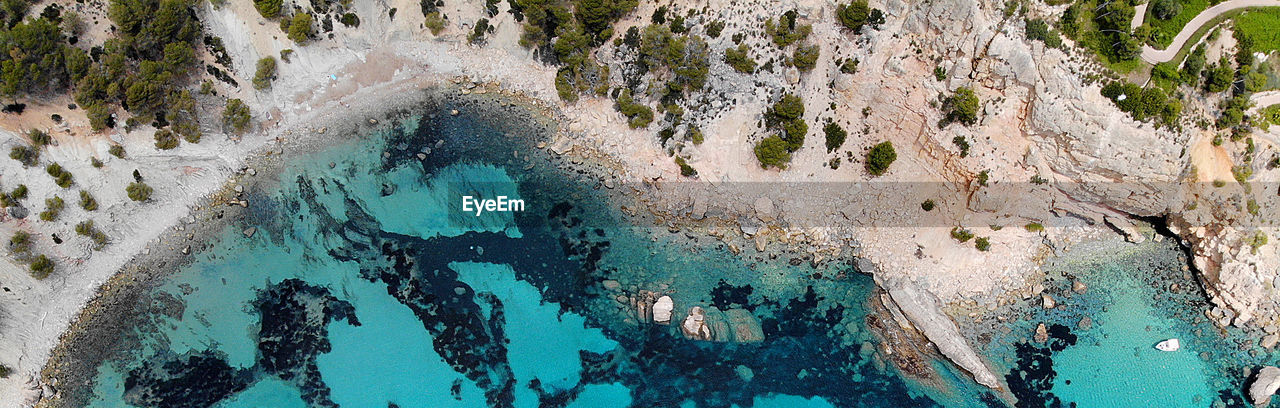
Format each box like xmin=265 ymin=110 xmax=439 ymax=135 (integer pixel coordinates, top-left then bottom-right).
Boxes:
xmin=33 ymin=81 xmax=566 ymax=407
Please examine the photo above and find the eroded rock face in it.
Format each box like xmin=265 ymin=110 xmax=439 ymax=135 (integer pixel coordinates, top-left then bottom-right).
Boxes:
xmin=1251 ymin=366 xmax=1280 ymax=406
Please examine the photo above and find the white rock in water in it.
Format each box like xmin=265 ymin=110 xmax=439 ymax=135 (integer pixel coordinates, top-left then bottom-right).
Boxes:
xmin=1251 ymin=366 xmax=1280 ymax=406
xmin=653 ymin=296 xmax=674 ymax=324
xmin=682 ymin=306 xmax=711 ymax=340
xmin=1042 ymin=294 xmax=1056 ymax=309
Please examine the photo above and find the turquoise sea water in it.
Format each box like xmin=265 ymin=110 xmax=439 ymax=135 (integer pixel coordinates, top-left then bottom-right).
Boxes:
xmin=71 ymin=100 xmax=1259 ymax=407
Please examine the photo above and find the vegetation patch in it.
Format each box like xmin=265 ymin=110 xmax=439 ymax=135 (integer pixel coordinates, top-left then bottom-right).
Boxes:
xmin=865 ymin=141 xmax=896 ymax=176
xmin=1234 ymin=8 xmax=1280 ymax=54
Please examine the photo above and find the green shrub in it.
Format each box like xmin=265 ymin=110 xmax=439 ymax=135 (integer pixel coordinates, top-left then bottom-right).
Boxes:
xmin=39 ymin=196 xmax=64 ymax=221
xmin=724 ymin=44 xmax=756 ymax=73
xmin=975 ymin=236 xmax=991 ymax=251
xmin=287 ymin=13 xmax=313 ymax=43
xmin=951 ymin=227 xmax=974 ymax=242
xmin=1249 ymin=231 xmax=1269 ymax=254
xmin=0 ymin=363 xmax=10 ymax=378
xmin=224 ymin=99 xmax=252 ymax=133
xmin=1025 ymin=222 xmax=1044 ymax=232
xmin=11 ymin=184 xmax=27 ymax=200
xmin=340 ymin=12 xmax=360 ymax=28
xmin=424 ymin=12 xmax=446 ymax=35
xmin=254 ymin=0 xmax=282 ymax=18
xmin=127 ymin=182 xmax=153 ymax=202
xmin=976 ymin=169 xmax=990 ymax=187
xmin=86 ymin=103 xmax=110 ymax=132
xmin=9 ymin=145 xmax=38 ymax=167
xmin=109 ymin=144 xmax=126 ymax=159
xmin=792 ymin=44 xmax=819 ymax=71
xmin=836 ymin=0 xmax=873 ymax=32
xmin=921 ymin=199 xmax=935 ymax=211
xmin=76 ymin=220 xmax=109 ymax=249
xmin=9 ymin=231 xmax=31 ymax=254
xmin=1024 ymin=18 xmax=1062 ymax=48
xmin=706 ymin=20 xmax=725 ymax=38
xmin=754 ymin=135 xmax=792 ymax=169
xmin=952 ymin=136 xmax=970 ymax=157
xmin=840 ymin=58 xmax=858 ymax=74
xmin=28 ymin=129 xmax=51 ymax=146
xmin=468 ymin=18 xmax=490 ymax=44
xmin=29 ymin=254 xmax=53 ymax=279
xmin=46 ymin=163 xmax=72 ymax=188
xmin=674 ymin=156 xmax=697 ymax=177
xmin=766 ymin=10 xmax=812 ymax=47
xmin=154 ymin=129 xmax=179 ymax=150
xmin=942 ymin=87 xmax=980 ymax=127
xmin=80 ymin=190 xmax=98 ymax=211
xmin=865 ymin=141 xmax=896 ymax=176
xmin=253 ymin=57 xmax=278 ymax=90
xmin=933 ymin=66 xmax=946 ymax=81
xmin=615 ymin=89 xmax=654 ymax=129
xmin=688 ymin=127 xmax=704 ymax=144
xmin=823 ymin=122 xmax=847 ymax=153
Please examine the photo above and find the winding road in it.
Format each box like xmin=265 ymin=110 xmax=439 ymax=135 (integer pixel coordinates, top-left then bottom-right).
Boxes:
xmin=1139 ymin=0 xmax=1280 ymax=64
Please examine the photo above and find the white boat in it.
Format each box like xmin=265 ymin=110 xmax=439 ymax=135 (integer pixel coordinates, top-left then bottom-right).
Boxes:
xmin=1155 ymin=338 xmax=1181 ymax=352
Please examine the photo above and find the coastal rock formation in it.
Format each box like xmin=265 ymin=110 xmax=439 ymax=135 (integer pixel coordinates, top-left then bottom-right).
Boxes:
xmin=680 ymin=306 xmax=764 ymax=343
xmin=653 ymin=295 xmax=674 ymax=324
xmin=879 ymin=276 xmax=1002 ymax=389
xmin=1251 ymin=366 xmax=1280 ymax=406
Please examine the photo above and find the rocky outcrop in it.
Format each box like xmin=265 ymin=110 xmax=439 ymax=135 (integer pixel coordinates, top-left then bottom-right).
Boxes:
xmin=653 ymin=296 xmax=674 ymax=324
xmin=1251 ymin=366 xmax=1280 ymax=406
xmin=879 ymin=276 xmax=1003 ymax=389
xmin=679 ymin=306 xmax=764 ymax=343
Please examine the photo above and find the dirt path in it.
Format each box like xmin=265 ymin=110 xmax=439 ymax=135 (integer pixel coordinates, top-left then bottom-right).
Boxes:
xmin=1139 ymin=0 xmax=1280 ymax=64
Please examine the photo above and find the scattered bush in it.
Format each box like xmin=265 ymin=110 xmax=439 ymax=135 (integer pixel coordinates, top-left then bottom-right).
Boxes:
xmin=706 ymin=20 xmax=725 ymax=38
xmin=340 ymin=12 xmax=359 ymax=28
xmin=865 ymin=141 xmax=896 ymax=176
xmin=76 ymin=220 xmax=109 ymax=249
xmin=1249 ymin=231 xmax=1269 ymax=254
xmin=952 ymin=136 xmax=971 ymax=157
xmin=768 ymin=94 xmax=807 ymax=151
xmin=9 ymin=231 xmax=31 ymax=254
xmin=976 ymin=169 xmax=990 ymax=187
xmin=921 ymin=199 xmax=935 ymax=211
xmin=836 ymin=0 xmax=871 ymax=32
xmin=1024 ymin=18 xmax=1062 ymax=48
xmin=424 ymin=12 xmax=446 ymax=35
xmin=468 ymin=18 xmax=490 ymax=44
xmin=951 ymin=227 xmax=974 ymax=242
xmin=975 ymin=236 xmax=991 ymax=251
xmin=9 ymin=145 xmax=38 ymax=167
xmin=29 ymin=254 xmax=53 ymax=279
xmin=754 ymin=135 xmax=792 ymax=169
xmin=109 ymin=144 xmax=126 ymax=159
xmin=792 ymin=44 xmax=819 ymax=71
xmin=224 ymin=98 xmax=252 ymax=133
xmin=154 ymin=129 xmax=179 ymax=150
xmin=766 ymin=10 xmax=811 ymax=47
xmin=724 ymin=44 xmax=756 ymax=73
xmin=252 ymin=57 xmax=278 ymax=90
xmin=11 ymin=184 xmax=26 ymax=200
xmin=39 ymin=196 xmax=64 ymax=221
xmin=254 ymin=0 xmax=282 ymax=18
xmin=127 ymin=182 xmax=153 ymax=201
xmin=28 ymin=129 xmax=51 ymax=146
xmin=46 ymin=163 xmax=72 ymax=188
xmin=1151 ymin=0 xmax=1181 ymax=20
xmin=823 ymin=122 xmax=847 ymax=153
xmin=840 ymin=58 xmax=859 ymax=74
xmin=674 ymin=156 xmax=697 ymax=177
xmin=687 ymin=126 xmax=704 ymax=144
xmin=942 ymin=87 xmax=980 ymax=127
xmin=287 ymin=13 xmax=313 ymax=44
xmin=1100 ymin=81 xmax=1182 ymax=127
xmin=1025 ymin=222 xmax=1044 ymax=232
xmin=79 ymin=190 xmax=97 ymax=211
xmin=615 ymin=89 xmax=654 ymax=128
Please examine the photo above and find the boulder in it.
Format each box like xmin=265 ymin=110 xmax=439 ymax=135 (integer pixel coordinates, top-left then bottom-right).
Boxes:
xmin=1042 ymin=294 xmax=1057 ymax=309
xmin=682 ymin=306 xmax=712 ymax=340
xmin=653 ymin=296 xmax=674 ymax=324
xmin=1251 ymin=366 xmax=1280 ymax=406
xmin=1033 ymin=323 xmax=1048 ymax=343
xmin=1072 ymin=279 xmax=1087 ymax=295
